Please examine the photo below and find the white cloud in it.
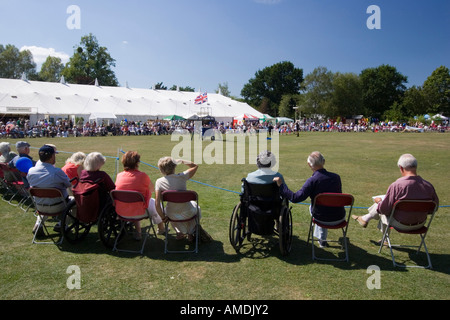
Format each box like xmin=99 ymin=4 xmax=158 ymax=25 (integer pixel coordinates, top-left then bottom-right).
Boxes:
xmin=20 ymin=46 xmax=70 ymax=65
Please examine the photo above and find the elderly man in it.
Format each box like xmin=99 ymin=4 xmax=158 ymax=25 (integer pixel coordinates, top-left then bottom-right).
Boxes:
xmin=8 ymin=141 xmax=36 ymax=168
xmin=352 ymin=154 xmax=439 ymax=237
xmin=27 ymin=145 xmax=71 ymax=235
xmin=0 ymin=142 xmax=17 ymax=163
xmin=274 ymin=151 xmax=344 ymax=247
xmin=245 ymin=150 xmax=284 ymax=185
xmin=0 ymin=142 xmax=20 ymax=182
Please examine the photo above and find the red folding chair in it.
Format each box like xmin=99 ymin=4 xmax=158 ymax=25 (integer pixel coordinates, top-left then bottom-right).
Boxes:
xmin=0 ymin=163 xmax=29 ymax=207
xmin=29 ymin=188 xmax=68 ymax=245
xmin=110 ymin=190 xmax=157 ymax=254
xmin=379 ymin=199 xmax=438 ymax=269
xmin=307 ymin=193 xmax=354 ymax=262
xmin=161 ymin=190 xmax=199 ymax=254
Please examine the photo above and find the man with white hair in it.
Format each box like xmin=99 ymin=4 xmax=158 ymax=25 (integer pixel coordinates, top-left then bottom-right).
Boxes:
xmin=352 ymin=154 xmax=439 ymax=235
xmin=274 ymin=151 xmax=344 ymax=247
xmin=0 ymin=142 xmax=17 ymax=163
xmin=245 ymin=150 xmax=284 ymax=184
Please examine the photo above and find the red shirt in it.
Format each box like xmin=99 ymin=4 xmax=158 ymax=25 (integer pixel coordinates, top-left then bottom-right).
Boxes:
xmin=115 ymin=169 xmax=154 ymax=215
xmin=62 ymin=162 xmax=80 ymax=185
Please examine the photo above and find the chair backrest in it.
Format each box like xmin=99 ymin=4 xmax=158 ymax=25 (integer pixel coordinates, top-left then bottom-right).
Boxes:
xmin=110 ymin=190 xmax=147 ymax=219
xmin=242 ymin=179 xmax=280 ymax=200
xmin=391 ymin=199 xmax=438 ymax=226
xmin=29 ymin=187 xmax=67 ymax=215
xmin=312 ymin=193 xmax=354 ymax=223
xmin=241 ymin=179 xmax=282 ymax=235
xmin=161 ymin=190 xmax=198 ymax=203
xmin=314 ymin=193 xmax=354 ymax=208
xmin=72 ymin=179 xmax=103 ymax=223
xmin=0 ymin=163 xmax=22 ymax=183
xmin=29 ymin=187 xmax=64 ymax=199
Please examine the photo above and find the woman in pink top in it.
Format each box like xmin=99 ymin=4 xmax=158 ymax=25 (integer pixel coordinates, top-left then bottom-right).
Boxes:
xmin=115 ymin=151 xmax=164 ymax=239
xmin=62 ymin=152 xmax=86 ymax=185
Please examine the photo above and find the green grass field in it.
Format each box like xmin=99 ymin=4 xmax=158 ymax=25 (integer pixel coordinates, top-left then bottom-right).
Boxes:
xmin=0 ymin=131 xmax=449 ymax=301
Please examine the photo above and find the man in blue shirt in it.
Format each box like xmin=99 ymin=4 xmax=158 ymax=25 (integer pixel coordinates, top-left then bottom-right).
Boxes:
xmin=274 ymin=151 xmax=344 ymax=247
xmin=245 ymin=150 xmax=284 ymax=185
xmin=28 ymin=145 xmax=71 ymax=235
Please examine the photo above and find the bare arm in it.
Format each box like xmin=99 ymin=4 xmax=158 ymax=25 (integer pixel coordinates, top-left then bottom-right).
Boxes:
xmin=154 ymin=190 xmax=168 ymax=222
xmin=177 ymin=159 xmax=198 ymax=179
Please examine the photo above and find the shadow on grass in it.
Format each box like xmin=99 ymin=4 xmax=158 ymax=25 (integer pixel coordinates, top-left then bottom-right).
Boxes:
xmin=57 ymin=228 xmax=450 ymax=275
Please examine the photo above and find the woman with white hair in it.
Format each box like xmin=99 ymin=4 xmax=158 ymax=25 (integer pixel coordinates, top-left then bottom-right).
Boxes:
xmin=79 ymin=152 xmax=115 ymax=196
xmin=62 ymin=152 xmax=86 ymax=185
xmin=154 ymin=157 xmax=200 ymax=241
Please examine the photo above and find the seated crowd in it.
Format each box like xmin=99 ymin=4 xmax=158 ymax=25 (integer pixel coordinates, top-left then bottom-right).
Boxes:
xmin=0 ymin=138 xmax=440 ymax=253
xmin=1 ymin=116 xmax=447 ymax=140
xmin=0 ymin=140 xmax=203 ymax=242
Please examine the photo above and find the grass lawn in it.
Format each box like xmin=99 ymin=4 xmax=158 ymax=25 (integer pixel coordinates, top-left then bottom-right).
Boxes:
xmin=0 ymin=131 xmax=449 ymax=301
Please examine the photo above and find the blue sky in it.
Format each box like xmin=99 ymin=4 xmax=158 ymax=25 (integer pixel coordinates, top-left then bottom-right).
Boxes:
xmin=1 ymin=0 xmax=449 ymax=97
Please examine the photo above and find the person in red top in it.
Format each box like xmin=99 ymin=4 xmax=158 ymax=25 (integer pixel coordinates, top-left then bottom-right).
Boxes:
xmin=62 ymin=152 xmax=86 ymax=186
xmin=79 ymin=152 xmax=116 ymax=211
xmin=115 ymin=151 xmax=165 ymax=239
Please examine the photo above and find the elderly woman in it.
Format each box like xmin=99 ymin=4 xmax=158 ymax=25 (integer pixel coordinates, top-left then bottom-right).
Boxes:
xmin=115 ymin=151 xmax=165 ymax=239
xmin=79 ymin=152 xmax=115 ymax=205
xmin=62 ymin=152 xmax=86 ymax=185
xmin=154 ymin=157 xmax=200 ymax=241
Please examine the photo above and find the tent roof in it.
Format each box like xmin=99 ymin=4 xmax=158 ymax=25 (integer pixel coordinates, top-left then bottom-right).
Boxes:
xmin=0 ymin=78 xmax=263 ymax=120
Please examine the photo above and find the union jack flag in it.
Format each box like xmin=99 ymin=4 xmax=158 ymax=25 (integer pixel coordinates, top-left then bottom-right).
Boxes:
xmin=195 ymin=92 xmax=208 ymax=104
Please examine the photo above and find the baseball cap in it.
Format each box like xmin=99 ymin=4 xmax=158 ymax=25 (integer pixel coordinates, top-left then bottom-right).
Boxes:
xmin=39 ymin=145 xmax=57 ymax=157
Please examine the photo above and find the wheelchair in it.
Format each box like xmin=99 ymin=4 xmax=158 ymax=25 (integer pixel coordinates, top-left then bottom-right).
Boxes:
xmin=61 ymin=178 xmax=121 ymax=247
xmin=229 ymin=179 xmax=293 ymax=256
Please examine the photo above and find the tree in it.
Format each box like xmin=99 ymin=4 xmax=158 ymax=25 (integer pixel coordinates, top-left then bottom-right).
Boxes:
xmin=360 ymin=64 xmax=407 ymax=119
xmin=241 ymin=61 xmax=304 ymax=116
xmin=39 ymin=56 xmax=64 ymax=82
xmin=154 ymin=82 xmax=167 ymax=90
xmin=330 ymin=72 xmax=363 ymax=117
xmin=422 ymin=65 xmax=450 ymax=116
xmin=169 ymin=85 xmax=195 ymax=92
xmin=61 ymin=34 xmax=118 ymax=86
xmin=401 ymin=85 xmax=427 ymax=117
xmin=278 ymin=94 xmax=303 ymax=118
xmin=383 ymin=101 xmax=408 ymax=123
xmin=216 ymin=82 xmax=230 ymax=97
xmin=302 ymin=66 xmax=334 ymax=117
xmin=0 ymin=44 xmax=37 ymax=79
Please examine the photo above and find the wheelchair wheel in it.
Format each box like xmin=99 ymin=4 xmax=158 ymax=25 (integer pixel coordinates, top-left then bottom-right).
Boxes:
xmin=279 ymin=205 xmax=293 ymax=256
xmin=97 ymin=202 xmax=122 ymax=248
xmin=61 ymin=199 xmax=92 ymax=244
xmin=229 ymin=202 xmax=248 ymax=253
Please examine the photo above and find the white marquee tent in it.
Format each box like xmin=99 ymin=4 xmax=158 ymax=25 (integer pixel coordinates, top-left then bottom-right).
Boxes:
xmin=0 ymin=78 xmax=264 ymax=124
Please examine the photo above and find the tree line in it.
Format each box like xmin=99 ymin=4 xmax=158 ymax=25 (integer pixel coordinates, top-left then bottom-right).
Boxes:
xmin=2 ymin=34 xmax=449 ymax=121
xmin=241 ymin=61 xmax=450 ymax=122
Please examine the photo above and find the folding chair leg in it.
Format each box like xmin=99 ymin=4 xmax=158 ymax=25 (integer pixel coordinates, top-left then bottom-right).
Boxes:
xmin=32 ymin=215 xmax=63 ymax=245
xmin=380 ymin=232 xmax=432 ymax=269
xmin=113 ymin=220 xmax=152 ymax=255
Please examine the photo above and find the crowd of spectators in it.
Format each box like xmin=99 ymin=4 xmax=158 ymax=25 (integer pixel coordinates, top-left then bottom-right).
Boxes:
xmin=0 ymin=116 xmax=448 ymax=140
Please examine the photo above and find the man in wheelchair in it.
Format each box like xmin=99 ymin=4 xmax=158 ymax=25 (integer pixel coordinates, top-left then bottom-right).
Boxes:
xmin=230 ymin=151 xmax=292 ymax=255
